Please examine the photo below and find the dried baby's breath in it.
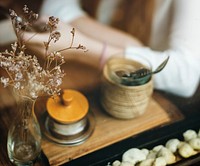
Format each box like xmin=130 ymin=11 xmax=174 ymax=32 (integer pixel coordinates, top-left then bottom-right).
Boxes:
xmin=0 ymin=5 xmax=86 ymax=99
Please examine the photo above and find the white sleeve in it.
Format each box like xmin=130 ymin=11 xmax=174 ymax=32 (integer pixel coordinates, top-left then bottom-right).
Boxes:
xmin=125 ymin=0 xmax=200 ymax=97
xmin=40 ymin=0 xmax=86 ymax=22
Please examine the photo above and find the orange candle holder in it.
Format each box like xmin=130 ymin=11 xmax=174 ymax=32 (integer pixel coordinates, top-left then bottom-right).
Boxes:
xmin=44 ymin=89 xmax=95 ymax=145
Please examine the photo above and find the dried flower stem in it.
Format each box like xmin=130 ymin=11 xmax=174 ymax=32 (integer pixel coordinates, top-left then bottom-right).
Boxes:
xmin=0 ymin=5 xmax=86 ymax=99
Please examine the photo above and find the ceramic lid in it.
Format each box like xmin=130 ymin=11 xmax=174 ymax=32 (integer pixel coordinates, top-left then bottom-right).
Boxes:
xmin=46 ymin=89 xmax=89 ymax=124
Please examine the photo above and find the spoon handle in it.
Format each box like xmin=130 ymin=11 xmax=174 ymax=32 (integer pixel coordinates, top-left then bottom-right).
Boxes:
xmin=153 ymin=56 xmax=169 ymax=74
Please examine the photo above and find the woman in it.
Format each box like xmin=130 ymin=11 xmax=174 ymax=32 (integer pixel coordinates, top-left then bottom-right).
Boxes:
xmin=1 ymin=0 xmax=200 ymax=97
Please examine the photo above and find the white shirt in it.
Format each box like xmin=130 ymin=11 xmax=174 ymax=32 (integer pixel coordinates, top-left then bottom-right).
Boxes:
xmin=1 ymin=0 xmax=199 ymax=97
xmin=124 ymin=0 xmax=200 ymax=97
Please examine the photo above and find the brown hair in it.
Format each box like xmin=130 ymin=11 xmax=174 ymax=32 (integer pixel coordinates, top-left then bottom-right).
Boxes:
xmin=81 ymin=0 xmax=155 ymax=45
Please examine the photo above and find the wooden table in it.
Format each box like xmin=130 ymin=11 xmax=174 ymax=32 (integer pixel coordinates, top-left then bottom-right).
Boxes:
xmin=0 ymin=90 xmax=182 ymax=166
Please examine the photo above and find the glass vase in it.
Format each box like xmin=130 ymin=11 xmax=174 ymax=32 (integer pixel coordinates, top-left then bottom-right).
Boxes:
xmin=7 ymin=95 xmax=42 ymax=166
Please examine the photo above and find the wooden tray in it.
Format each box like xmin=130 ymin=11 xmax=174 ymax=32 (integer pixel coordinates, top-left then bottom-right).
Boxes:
xmin=35 ymin=92 xmax=183 ymax=166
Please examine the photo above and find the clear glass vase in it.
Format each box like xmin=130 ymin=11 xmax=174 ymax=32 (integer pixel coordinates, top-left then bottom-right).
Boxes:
xmin=7 ymin=95 xmax=42 ymax=166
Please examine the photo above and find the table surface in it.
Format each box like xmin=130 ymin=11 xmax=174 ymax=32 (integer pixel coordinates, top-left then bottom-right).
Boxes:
xmin=0 ymin=60 xmax=200 ymax=166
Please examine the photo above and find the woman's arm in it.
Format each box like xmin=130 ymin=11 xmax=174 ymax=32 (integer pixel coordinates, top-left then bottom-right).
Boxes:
xmin=26 ymin=0 xmax=142 ymax=68
xmin=70 ymin=15 xmax=142 ymax=48
xmin=24 ymin=21 xmax=124 ymax=68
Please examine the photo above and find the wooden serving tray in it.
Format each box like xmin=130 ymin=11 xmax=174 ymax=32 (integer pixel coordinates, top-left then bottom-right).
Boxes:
xmin=35 ymin=92 xmax=183 ymax=166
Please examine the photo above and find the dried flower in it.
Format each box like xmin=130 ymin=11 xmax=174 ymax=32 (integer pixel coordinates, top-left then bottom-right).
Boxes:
xmin=0 ymin=5 xmax=86 ymax=99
